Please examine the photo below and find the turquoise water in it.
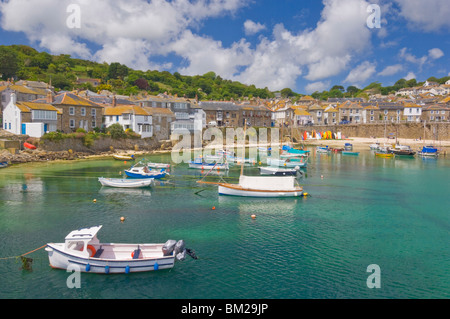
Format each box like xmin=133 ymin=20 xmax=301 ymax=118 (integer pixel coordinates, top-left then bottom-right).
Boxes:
xmin=0 ymin=148 xmax=449 ymax=299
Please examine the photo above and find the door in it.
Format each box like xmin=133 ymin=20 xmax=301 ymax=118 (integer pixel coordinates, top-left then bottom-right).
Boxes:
xmin=21 ymin=124 xmax=26 ymax=135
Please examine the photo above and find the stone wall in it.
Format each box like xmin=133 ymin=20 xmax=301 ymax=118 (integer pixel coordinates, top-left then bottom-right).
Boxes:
xmin=41 ymin=136 xmax=162 ymax=153
xmin=291 ymin=122 xmax=450 ymax=141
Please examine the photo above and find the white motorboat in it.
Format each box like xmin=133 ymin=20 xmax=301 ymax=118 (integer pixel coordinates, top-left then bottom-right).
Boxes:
xmin=266 ymin=157 xmax=307 ymax=168
xmin=45 ymin=226 xmax=196 ymax=274
xmin=259 ymin=166 xmax=299 ymax=176
xmin=98 ymin=177 xmax=153 ymax=188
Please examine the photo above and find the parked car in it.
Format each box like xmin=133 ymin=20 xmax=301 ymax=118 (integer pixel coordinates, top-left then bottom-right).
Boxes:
xmin=339 ymin=120 xmax=350 ymax=124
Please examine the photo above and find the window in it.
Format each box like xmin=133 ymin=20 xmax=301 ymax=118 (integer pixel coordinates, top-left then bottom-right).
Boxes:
xmin=430 ymin=116 xmax=434 ymax=120
xmin=91 ymin=109 xmax=96 ymax=117
xmin=384 ymin=110 xmax=388 ymax=115
xmin=333 ymin=113 xmax=336 ymax=117
xmin=70 ymin=119 xmax=75 ymax=128
xmin=397 ymin=110 xmax=400 ymax=115
xmin=69 ymin=107 xmax=75 ymax=115
xmin=81 ymin=108 xmax=86 ymax=116
xmin=441 ymin=110 xmax=445 ymax=114
xmin=370 ymin=116 xmax=374 ymax=121
xmin=370 ymin=110 xmax=374 ymax=115
xmin=92 ymin=119 xmax=96 ymax=128
xmin=431 ymin=110 xmax=434 ymax=114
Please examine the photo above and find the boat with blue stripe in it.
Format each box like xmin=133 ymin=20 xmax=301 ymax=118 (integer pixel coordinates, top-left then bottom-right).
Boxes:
xmin=45 ymin=226 xmax=196 ymax=274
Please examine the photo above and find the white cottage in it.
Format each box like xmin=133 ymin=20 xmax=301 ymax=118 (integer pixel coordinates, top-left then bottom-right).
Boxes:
xmin=103 ymin=104 xmax=153 ymax=138
xmin=3 ymin=93 xmax=60 ymax=137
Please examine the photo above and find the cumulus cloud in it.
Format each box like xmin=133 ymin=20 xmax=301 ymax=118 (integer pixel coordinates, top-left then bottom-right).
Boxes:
xmin=404 ymin=72 xmax=416 ymax=80
xmin=0 ymin=0 xmax=381 ymax=91
xmin=344 ymin=61 xmax=377 ymax=85
xmin=399 ymin=47 xmax=444 ymax=72
xmin=243 ymin=20 xmax=266 ymax=35
xmin=305 ymin=81 xmax=331 ymax=93
xmin=378 ymin=64 xmax=403 ymax=76
xmin=394 ymin=0 xmax=450 ymax=32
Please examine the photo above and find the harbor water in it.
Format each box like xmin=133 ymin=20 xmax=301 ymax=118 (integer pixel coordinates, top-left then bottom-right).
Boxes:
xmin=0 ymin=148 xmax=449 ymax=299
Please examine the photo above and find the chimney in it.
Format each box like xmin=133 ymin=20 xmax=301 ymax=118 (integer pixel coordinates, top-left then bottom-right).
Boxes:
xmin=112 ymin=95 xmax=117 ymax=107
xmin=10 ymin=92 xmax=17 ymax=105
xmin=46 ymin=90 xmax=53 ymax=103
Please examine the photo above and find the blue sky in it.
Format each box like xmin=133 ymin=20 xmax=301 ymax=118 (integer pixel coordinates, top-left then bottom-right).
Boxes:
xmin=0 ymin=0 xmax=449 ymax=94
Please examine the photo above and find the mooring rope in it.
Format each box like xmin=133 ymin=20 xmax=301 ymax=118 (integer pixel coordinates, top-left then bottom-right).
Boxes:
xmin=0 ymin=244 xmax=47 ymax=261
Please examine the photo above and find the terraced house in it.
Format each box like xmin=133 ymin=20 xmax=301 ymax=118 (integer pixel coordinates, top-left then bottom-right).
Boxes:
xmin=103 ymin=104 xmax=153 ymax=138
xmin=40 ymin=92 xmax=103 ymax=133
xmin=337 ymin=101 xmax=363 ymax=124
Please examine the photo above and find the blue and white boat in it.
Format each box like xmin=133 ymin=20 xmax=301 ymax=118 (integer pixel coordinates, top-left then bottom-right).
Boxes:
xmin=125 ymin=163 xmax=168 ymax=179
xmin=45 ymin=226 xmax=194 ymax=274
xmin=316 ymin=146 xmax=330 ymax=153
xmin=418 ymin=145 xmax=439 ymax=157
xmin=0 ymin=161 xmax=8 ymax=168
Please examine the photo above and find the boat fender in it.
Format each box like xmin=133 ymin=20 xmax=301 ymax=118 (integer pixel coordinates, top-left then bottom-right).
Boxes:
xmin=105 ymin=266 xmax=110 ymax=274
xmin=125 ymin=266 xmax=130 ymax=274
xmin=86 ymin=264 xmax=91 ymax=272
xmin=154 ymin=262 xmax=159 ymax=271
xmin=86 ymin=245 xmax=96 ymax=257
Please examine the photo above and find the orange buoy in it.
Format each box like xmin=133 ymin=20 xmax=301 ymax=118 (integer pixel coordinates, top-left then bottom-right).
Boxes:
xmin=212 ymin=206 xmax=216 ymax=210
xmin=120 ymin=217 xmax=125 ymax=222
xmin=251 ymin=214 xmax=256 ymax=219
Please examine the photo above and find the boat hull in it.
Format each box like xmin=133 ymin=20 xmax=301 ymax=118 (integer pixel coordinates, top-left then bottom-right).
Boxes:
xmin=189 ymin=163 xmax=229 ymax=170
xmin=99 ymin=178 xmax=153 ymax=188
xmin=266 ymin=158 xmax=307 ymax=168
xmin=46 ymin=244 xmax=175 ymax=274
xmin=113 ymin=155 xmax=135 ymax=161
xmin=218 ymin=184 xmax=303 ymax=198
xmin=259 ymin=167 xmax=297 ymax=176
xmin=375 ymin=153 xmax=393 ymax=158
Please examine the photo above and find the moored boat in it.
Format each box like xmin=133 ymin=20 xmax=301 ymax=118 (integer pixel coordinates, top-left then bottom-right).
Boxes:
xmin=113 ymin=154 xmax=135 ymax=161
xmin=0 ymin=161 xmax=8 ymax=168
xmin=316 ymin=146 xmax=330 ymax=153
xmin=198 ymin=175 xmax=304 ymax=198
xmin=342 ymin=151 xmax=359 ymax=156
xmin=146 ymin=162 xmax=171 ymax=169
xmin=375 ymin=150 xmax=394 ymax=158
xmin=98 ymin=177 xmax=153 ymax=188
xmin=389 ymin=144 xmax=416 ymax=156
xmin=125 ymin=163 xmax=168 ymax=179
xmin=418 ymin=146 xmax=438 ymax=157
xmin=266 ymin=157 xmax=307 ymax=168
xmin=189 ymin=158 xmax=229 ymax=170
xmin=259 ymin=166 xmax=299 ymax=176
xmin=45 ymin=226 xmax=195 ymax=274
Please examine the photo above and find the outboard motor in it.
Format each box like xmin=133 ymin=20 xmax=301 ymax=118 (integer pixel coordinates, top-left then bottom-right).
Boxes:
xmin=174 ymin=240 xmax=185 ymax=255
xmin=162 ymin=239 xmax=177 ymax=256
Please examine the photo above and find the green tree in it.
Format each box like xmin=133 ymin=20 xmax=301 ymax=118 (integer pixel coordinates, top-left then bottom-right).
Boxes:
xmin=107 ymin=123 xmax=126 ymax=139
xmin=0 ymin=46 xmax=19 ymax=80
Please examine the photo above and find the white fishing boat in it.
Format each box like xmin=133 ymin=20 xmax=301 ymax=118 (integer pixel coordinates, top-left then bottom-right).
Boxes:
xmin=189 ymin=158 xmax=229 ymax=170
xmin=98 ymin=177 xmax=153 ymax=188
xmin=146 ymin=162 xmax=171 ymax=169
xmin=199 ymin=175 xmax=303 ymax=197
xmin=369 ymin=142 xmax=380 ymax=150
xmin=204 ymin=155 xmax=224 ymax=163
xmin=45 ymin=226 xmax=196 ymax=274
xmin=259 ymin=166 xmax=299 ymax=176
xmin=266 ymin=157 xmax=307 ymax=168
xmin=196 ymin=124 xmax=305 ymax=198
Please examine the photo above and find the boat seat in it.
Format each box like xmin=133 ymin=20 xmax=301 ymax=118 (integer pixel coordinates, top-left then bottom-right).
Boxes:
xmin=132 ymin=247 xmax=141 ymax=259
xmin=93 ymin=246 xmax=104 ymax=258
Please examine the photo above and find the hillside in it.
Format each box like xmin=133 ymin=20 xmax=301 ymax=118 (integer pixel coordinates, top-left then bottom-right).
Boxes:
xmin=1 ymin=44 xmax=449 ymax=101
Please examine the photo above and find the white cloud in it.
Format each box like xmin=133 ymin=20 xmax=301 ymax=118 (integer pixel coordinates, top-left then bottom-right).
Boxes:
xmin=243 ymin=20 xmax=266 ymax=35
xmin=305 ymin=81 xmax=331 ymax=93
xmin=378 ymin=64 xmax=403 ymax=76
xmin=404 ymin=72 xmax=416 ymax=80
xmin=428 ymin=48 xmax=444 ymax=60
xmin=399 ymin=47 xmax=444 ymax=72
xmin=394 ymin=0 xmax=450 ymax=32
xmin=344 ymin=61 xmax=377 ymax=85
xmin=0 ymin=0 xmax=380 ymax=91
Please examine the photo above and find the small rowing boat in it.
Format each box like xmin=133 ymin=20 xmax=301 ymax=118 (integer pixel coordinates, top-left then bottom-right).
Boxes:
xmin=98 ymin=177 xmax=153 ymax=188
xmin=113 ymin=154 xmax=135 ymax=161
xmin=24 ymin=142 xmax=37 ymax=150
xmin=342 ymin=151 xmax=359 ymax=156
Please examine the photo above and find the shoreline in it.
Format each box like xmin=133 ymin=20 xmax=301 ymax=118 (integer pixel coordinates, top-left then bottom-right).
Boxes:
xmin=1 ymin=136 xmax=448 ymax=166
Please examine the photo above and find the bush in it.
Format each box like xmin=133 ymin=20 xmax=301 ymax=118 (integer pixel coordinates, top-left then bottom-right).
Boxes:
xmin=107 ymin=123 xmax=126 ymax=139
